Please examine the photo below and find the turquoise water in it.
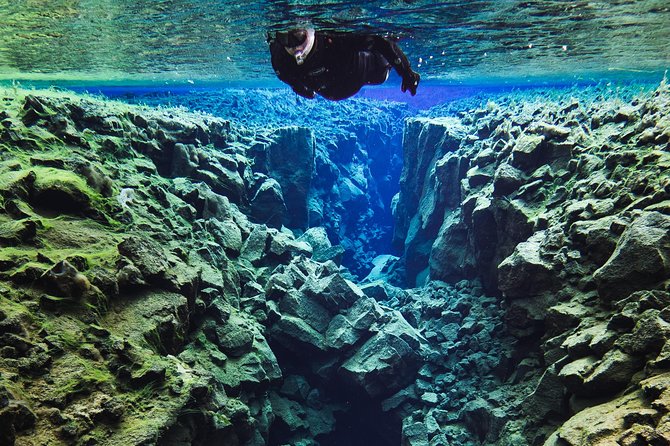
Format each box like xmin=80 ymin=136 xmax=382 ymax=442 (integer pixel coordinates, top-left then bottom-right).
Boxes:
xmin=1 ymin=0 xmax=668 ymax=86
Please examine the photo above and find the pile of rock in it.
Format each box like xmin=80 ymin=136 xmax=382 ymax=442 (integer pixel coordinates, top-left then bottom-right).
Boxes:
xmin=392 ymin=81 xmax=670 ymax=443
xmin=2 ymin=79 xmax=669 ymax=446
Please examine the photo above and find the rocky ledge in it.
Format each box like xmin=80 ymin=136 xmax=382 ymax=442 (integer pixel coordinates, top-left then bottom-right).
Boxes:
xmin=0 ymin=79 xmax=668 ymax=446
xmin=392 ymin=80 xmax=670 ymax=444
xmin=0 ymin=88 xmax=418 ymax=445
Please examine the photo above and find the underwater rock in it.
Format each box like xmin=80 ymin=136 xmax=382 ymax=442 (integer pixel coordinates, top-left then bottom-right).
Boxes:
xmin=194 ymin=164 xmax=246 ymax=205
xmin=253 ymin=126 xmax=315 ymax=229
xmin=325 ymin=297 xmax=384 ymax=349
xmin=297 ymin=226 xmax=345 ymax=264
xmin=581 ymin=349 xmax=641 ymax=394
xmin=493 ymin=163 xmax=526 ymax=197
xmin=511 ymin=134 xmax=546 ymax=171
xmin=249 ymin=177 xmax=287 ymax=228
xmin=0 ymin=398 xmax=36 ymax=441
xmin=278 ymin=289 xmax=332 ymax=335
xmin=269 ymin=314 xmax=329 ymax=353
xmin=116 ymin=263 xmax=146 ymax=289
xmin=0 ymin=219 xmax=39 ymax=246
xmin=594 ymin=211 xmax=670 ymax=300
xmin=171 ymin=142 xmax=200 ymax=177
xmin=401 ymin=418 xmax=430 ymax=446
xmin=429 ymin=212 xmax=475 ymax=283
xmin=393 ymin=117 xmax=466 ymax=254
xmin=300 ymin=273 xmax=364 ymax=313
xmin=269 ymin=390 xmax=337 ymax=441
xmin=30 ymin=168 xmax=96 ymax=217
xmin=240 ymin=225 xmax=269 ymax=265
xmin=117 ymin=235 xmax=174 ymax=287
xmin=498 ymin=231 xmax=554 ymax=298
xmin=325 ymin=314 xmax=361 ymax=350
xmin=460 ymin=397 xmax=508 ymax=443
xmin=41 ymin=260 xmax=91 ymax=299
xmin=557 ymin=356 xmax=599 ymax=394
xmin=339 ymin=311 xmax=423 ymax=398
xmin=267 ymin=229 xmax=312 ymax=260
xmin=542 ymin=381 xmax=661 ymax=446
xmin=206 ymin=218 xmax=244 ymax=255
xmin=616 ymin=309 xmax=670 ymax=356
xmin=569 ymin=215 xmax=622 ymax=266
xmin=211 ymin=312 xmax=256 ymax=357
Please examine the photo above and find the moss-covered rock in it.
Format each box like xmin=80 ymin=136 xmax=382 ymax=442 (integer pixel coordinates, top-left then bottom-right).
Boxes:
xmin=2 ymin=81 xmax=670 ymax=446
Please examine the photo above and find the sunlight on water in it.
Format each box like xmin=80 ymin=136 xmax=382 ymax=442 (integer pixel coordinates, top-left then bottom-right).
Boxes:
xmin=0 ymin=0 xmax=668 ymax=86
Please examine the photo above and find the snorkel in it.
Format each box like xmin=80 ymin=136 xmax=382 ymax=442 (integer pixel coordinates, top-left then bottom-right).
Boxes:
xmin=294 ymin=28 xmax=315 ymax=65
xmin=280 ymin=28 xmax=315 ymax=65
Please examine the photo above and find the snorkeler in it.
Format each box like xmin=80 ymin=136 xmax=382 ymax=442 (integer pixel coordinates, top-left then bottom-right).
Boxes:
xmin=268 ymin=28 xmax=420 ymax=101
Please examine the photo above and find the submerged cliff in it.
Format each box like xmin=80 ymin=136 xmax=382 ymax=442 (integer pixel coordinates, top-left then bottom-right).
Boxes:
xmin=118 ymin=89 xmax=411 ymax=279
xmin=0 ymin=80 xmax=668 ymax=446
xmin=392 ymin=81 xmax=670 ymax=445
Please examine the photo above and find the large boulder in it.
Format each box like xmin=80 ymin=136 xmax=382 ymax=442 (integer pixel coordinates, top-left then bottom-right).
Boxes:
xmin=429 ymin=211 xmax=475 ymax=282
xmin=569 ymin=215 xmax=622 ymax=266
xmin=218 ymin=336 xmax=283 ymax=391
xmin=117 ymin=236 xmax=171 ymax=284
xmin=206 ymin=218 xmax=243 ymax=256
xmin=594 ymin=211 xmax=670 ymax=300
xmin=249 ymin=177 xmax=286 ymax=228
xmin=297 ymin=227 xmax=345 ymax=264
xmin=339 ymin=311 xmax=423 ymax=398
xmin=498 ymin=231 xmax=554 ymax=298
xmin=493 ymin=163 xmax=526 ymax=197
xmin=269 ymin=314 xmax=329 ymax=353
xmin=544 ymin=373 xmax=670 ymax=446
xmin=300 ymin=273 xmax=364 ymax=313
xmin=511 ymin=134 xmax=546 ymax=171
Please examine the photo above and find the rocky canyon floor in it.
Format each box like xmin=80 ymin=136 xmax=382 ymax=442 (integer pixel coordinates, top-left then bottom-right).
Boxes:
xmin=0 ymin=79 xmax=669 ymax=446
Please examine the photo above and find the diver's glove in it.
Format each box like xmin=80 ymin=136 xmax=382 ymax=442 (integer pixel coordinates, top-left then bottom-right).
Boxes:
xmin=401 ymin=71 xmax=420 ymax=96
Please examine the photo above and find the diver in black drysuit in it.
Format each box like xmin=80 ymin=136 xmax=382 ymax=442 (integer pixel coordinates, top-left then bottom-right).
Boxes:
xmin=268 ymin=28 xmax=420 ymax=101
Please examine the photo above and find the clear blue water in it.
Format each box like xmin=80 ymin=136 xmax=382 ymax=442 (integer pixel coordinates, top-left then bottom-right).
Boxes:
xmin=1 ymin=0 xmax=668 ymax=87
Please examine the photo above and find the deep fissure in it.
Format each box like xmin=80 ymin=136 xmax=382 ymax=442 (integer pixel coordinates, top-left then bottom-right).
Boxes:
xmin=2 ymin=81 xmax=670 ymax=445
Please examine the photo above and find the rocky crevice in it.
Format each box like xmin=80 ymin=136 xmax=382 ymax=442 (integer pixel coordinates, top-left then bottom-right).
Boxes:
xmin=391 ymin=81 xmax=670 ymax=444
xmin=0 ymin=89 xmax=419 ymax=446
xmin=0 ymin=81 xmax=669 ymax=446
xmin=118 ymin=89 xmax=410 ymax=279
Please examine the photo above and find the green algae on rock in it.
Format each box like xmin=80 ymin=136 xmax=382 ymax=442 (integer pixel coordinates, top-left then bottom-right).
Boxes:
xmin=1 ymin=79 xmax=670 ymax=446
xmin=391 ymin=80 xmax=670 ymax=444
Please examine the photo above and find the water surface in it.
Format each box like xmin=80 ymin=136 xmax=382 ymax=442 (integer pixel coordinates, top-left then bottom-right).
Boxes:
xmin=1 ymin=0 xmax=668 ymax=86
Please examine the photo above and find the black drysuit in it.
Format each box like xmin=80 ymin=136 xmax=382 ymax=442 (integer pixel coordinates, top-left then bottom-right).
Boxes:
xmin=269 ymin=32 xmax=420 ymax=100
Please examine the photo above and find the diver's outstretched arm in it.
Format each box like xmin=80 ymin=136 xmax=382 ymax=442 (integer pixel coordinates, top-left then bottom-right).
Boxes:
xmin=365 ymin=36 xmax=420 ymax=95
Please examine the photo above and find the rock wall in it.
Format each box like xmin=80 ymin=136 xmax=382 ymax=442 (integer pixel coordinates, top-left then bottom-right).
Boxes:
xmin=0 ymin=89 xmax=417 ymax=446
xmin=117 ymin=89 xmax=410 ymax=278
xmin=392 ymin=81 xmax=670 ymax=444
